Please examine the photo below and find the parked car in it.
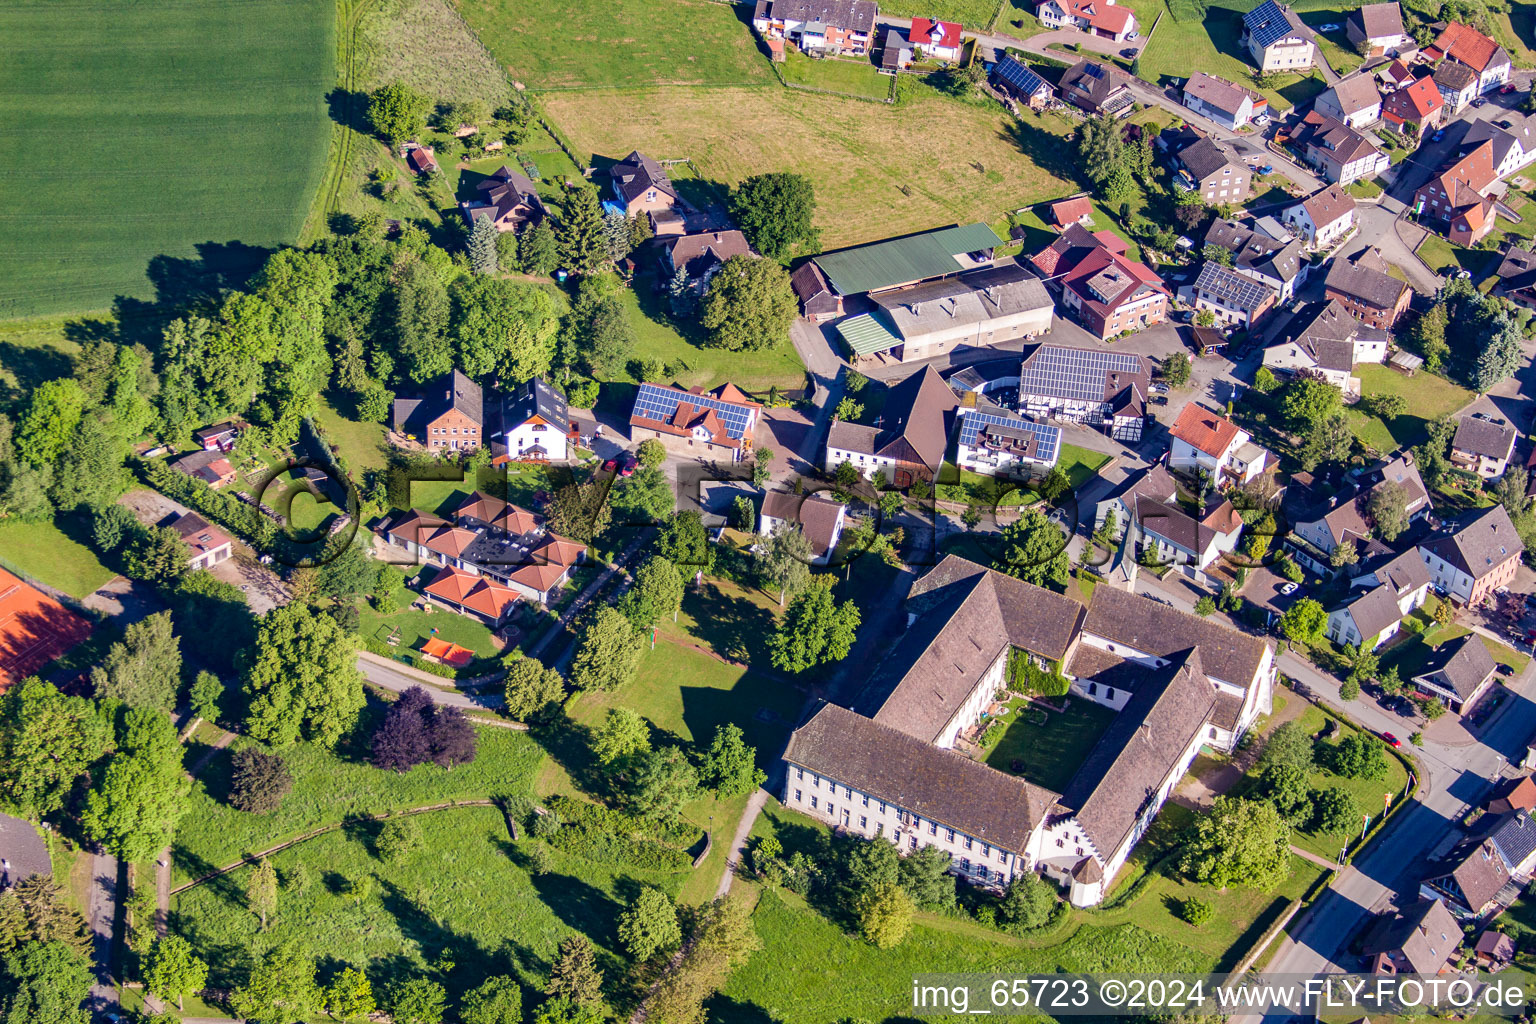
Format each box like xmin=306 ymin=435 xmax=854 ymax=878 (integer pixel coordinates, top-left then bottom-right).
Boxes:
xmin=618 ymin=451 xmax=639 ymax=476
xmin=1432 ymin=128 xmax=1446 ymax=142
xmin=1120 ymin=47 xmax=1137 ymax=57
xmin=602 ymin=455 xmax=621 ymax=473
xmin=1127 ymin=30 xmax=1140 ymax=39
xmin=1503 ymin=83 xmax=1518 ymax=94
xmin=1280 ymin=581 xmax=1300 ymax=595
xmin=1381 ymin=732 xmax=1402 ymax=748
xmin=1473 ymin=97 xmax=1487 ymax=107
xmin=1258 ymin=164 xmax=1274 ymax=173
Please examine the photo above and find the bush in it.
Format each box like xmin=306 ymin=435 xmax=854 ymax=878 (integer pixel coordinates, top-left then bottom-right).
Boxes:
xmin=376 ymin=815 xmax=424 ymax=862
xmin=540 ymin=795 xmax=696 ymax=872
xmin=1178 ymin=897 xmax=1214 ymax=925
xmin=228 ymin=748 xmax=293 ymax=813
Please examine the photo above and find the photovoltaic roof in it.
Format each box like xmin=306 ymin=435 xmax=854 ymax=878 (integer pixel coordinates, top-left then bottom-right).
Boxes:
xmin=1019 ymin=345 xmax=1144 ymax=404
xmin=1244 ymin=0 xmax=1300 ymax=49
xmin=812 ymin=223 xmax=1004 ymax=296
xmin=836 ymin=313 xmax=902 ymax=356
xmin=992 ymin=55 xmax=1049 ymax=97
xmin=956 ymin=408 xmax=1061 ymax=463
xmin=1195 ymin=262 xmax=1274 ymax=310
xmin=632 ymin=383 xmax=756 ymax=440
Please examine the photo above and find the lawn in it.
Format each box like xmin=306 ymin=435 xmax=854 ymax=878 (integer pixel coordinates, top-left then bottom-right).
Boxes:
xmin=170 ymin=714 xmax=543 ymax=884
xmin=0 ymin=314 xmax=83 ymax=410
xmin=1378 ymin=598 xmax=1531 ymax=678
xmin=1344 ymin=363 xmax=1474 ymax=453
xmin=1278 ymin=704 xmax=1410 ymax=861
xmin=1136 ymin=0 xmax=1329 ymax=112
xmin=0 ymin=0 xmax=332 ymax=319
xmin=358 ymin=605 xmax=504 ymax=658
xmin=0 ymin=516 xmax=116 ymax=599
xmin=780 ymin=53 xmax=892 ymax=101
xmin=1416 ymin=232 xmax=1499 ymax=282
xmin=879 ymin=0 xmax=1004 ymax=28
xmin=454 ymin=0 xmax=774 ymax=91
xmin=984 ymin=695 xmax=1118 ymax=793
xmin=171 ymin=805 xmax=686 ymax=1000
xmin=1293 ymin=9 xmax=1367 ymax=77
xmin=539 ymin=86 xmax=1079 ymax=250
xmin=1060 ymin=444 xmax=1113 ymax=490
xmin=314 ymin=393 xmax=390 ymax=476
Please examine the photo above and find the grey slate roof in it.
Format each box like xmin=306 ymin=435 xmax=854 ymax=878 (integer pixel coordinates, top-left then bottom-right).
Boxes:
xmin=1358 ymin=545 xmax=1432 ymax=596
xmin=1494 ymin=246 xmax=1536 ymax=293
xmin=760 ymin=491 xmax=845 ymax=558
xmin=864 ymin=556 xmax=1085 ymax=743
xmin=1271 ymin=298 xmax=1385 ymax=371
xmin=1082 ymin=584 xmax=1269 ymax=687
xmin=753 ymin=0 xmax=878 ymax=34
xmin=610 ymin=150 xmax=678 ymax=206
xmin=503 ymin=376 xmax=569 ymax=435
xmin=826 ymin=364 xmax=958 ymax=471
xmin=1352 ymin=2 xmax=1405 ymax=39
xmin=1422 ymin=503 xmax=1520 ymax=580
xmin=395 ymin=369 xmax=484 ymax=433
xmin=1322 ymin=74 xmax=1383 ymax=116
xmin=1434 ymin=61 xmax=1478 ymax=90
xmin=1059 ymin=649 xmax=1218 ymax=859
xmin=1430 ymin=839 xmax=1511 ymax=914
xmin=1485 ymin=811 xmax=1536 ymax=872
xmin=1452 ymin=414 xmax=1517 ymax=461
xmin=1364 ymin=898 xmax=1464 ymax=973
xmin=1203 ymin=219 xmax=1306 ymax=285
xmin=784 ymin=701 xmax=1059 ymax=851
xmin=1414 ymin=634 xmax=1497 ymax=700
xmin=1176 ymin=137 xmax=1240 ymax=181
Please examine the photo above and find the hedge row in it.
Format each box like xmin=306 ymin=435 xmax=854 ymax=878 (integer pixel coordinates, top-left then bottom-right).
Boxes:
xmin=133 ymin=456 xmax=278 ymax=548
xmin=542 ymin=795 xmax=697 ymax=872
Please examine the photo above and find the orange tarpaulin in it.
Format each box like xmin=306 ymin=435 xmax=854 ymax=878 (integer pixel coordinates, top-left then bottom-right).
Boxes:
xmin=419 ymin=637 xmax=474 ymax=667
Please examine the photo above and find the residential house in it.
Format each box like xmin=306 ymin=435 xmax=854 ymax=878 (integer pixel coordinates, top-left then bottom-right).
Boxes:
xmin=1168 ymin=402 xmax=1270 ymax=484
xmin=837 ymin=264 xmax=1055 ymax=364
xmin=907 ymin=17 xmax=963 ymax=59
xmin=494 ymin=377 xmax=570 ymax=464
xmin=1167 ymin=134 xmax=1251 ymax=203
xmin=1427 ymin=21 xmax=1512 ymax=94
xmin=1282 ymin=184 xmax=1357 ymax=248
xmin=392 ymin=369 xmax=485 ymax=453
xmin=1049 ymin=196 xmax=1095 ymax=230
xmin=1031 ymin=224 xmax=1169 ymax=339
xmin=810 ymin=222 xmax=1002 ymax=304
xmin=1451 ymin=413 xmax=1518 ymax=479
xmin=1423 ymin=837 xmax=1515 ymax=917
xmin=790 ymin=262 xmax=842 ymax=322
xmin=757 ymin=492 xmax=847 ymax=565
xmin=1017 ymin=341 xmax=1150 ymax=441
xmin=1347 ymin=3 xmax=1411 ymax=55
xmin=459 ymin=165 xmax=544 ymax=233
xmin=1326 ymin=582 xmax=1413 ymax=649
xmin=1434 ymin=61 xmax=1480 ymax=114
xmin=1291 ymin=454 xmax=1430 ymax=561
xmin=1413 ymin=139 xmax=1498 ymax=245
xmin=1382 ymin=74 xmax=1445 ymax=135
xmin=1350 ymin=544 xmax=1433 ymax=611
xmin=1035 ymin=0 xmax=1137 ymax=40
xmin=1363 ymin=899 xmax=1465 ymax=971
xmin=954 ymin=405 xmax=1063 ymax=478
xmin=402 ymin=142 xmax=438 ymax=175
xmin=1380 ymin=57 xmax=1416 ymax=88
xmin=825 ymin=364 xmax=957 ymax=484
xmin=660 ymin=230 xmax=753 ymax=294
xmin=1293 ymin=111 xmax=1390 ymax=186
xmin=1315 ymin=75 xmax=1384 ymax=130
xmin=1416 ymin=634 xmax=1499 ymax=713
xmin=991 ymin=55 xmax=1054 ymax=109
xmin=608 ymin=151 xmax=683 ymax=233
xmin=169 ymin=513 xmax=233 ymax=572
xmin=1182 ymin=72 xmax=1269 ymax=130
xmin=194 ymin=421 xmax=239 ymax=452
xmin=696 ymin=480 xmax=758 ymax=531
xmin=1202 ymin=218 xmax=1310 ymax=301
xmin=878 ymin=25 xmax=913 ymax=69
xmin=1324 ymin=248 xmax=1412 ymax=328
xmin=1262 ymin=299 xmax=1388 ymax=393
xmin=1419 ymin=503 xmax=1522 ymax=605
xmin=167 ymin=449 xmax=237 ymax=489
xmin=421 ymin=565 xmax=520 ymax=627
xmin=1463 ymin=115 xmax=1536 ymax=179
xmin=1489 ymin=774 xmax=1536 ymax=815
xmin=1095 ymin=463 xmax=1247 ymax=571
xmin=1059 ymin=60 xmax=1135 ymax=117
xmin=1242 ymin=0 xmax=1316 ymax=72
xmin=630 ymin=381 xmax=761 ymax=455
xmin=751 ymin=0 xmax=877 ymax=54
xmin=1181 ymin=261 xmax=1278 ymax=328
xmin=1493 ymin=245 xmax=1536 ymax=308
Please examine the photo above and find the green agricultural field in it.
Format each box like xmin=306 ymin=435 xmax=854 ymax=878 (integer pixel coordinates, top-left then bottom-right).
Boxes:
xmin=172 ymin=805 xmax=686 ymax=997
xmin=1136 ymin=0 xmax=1330 ymax=111
xmin=1345 ymin=364 xmax=1473 ymax=453
xmin=780 ymin=53 xmax=893 ymax=101
xmin=880 ymin=0 xmax=1005 ymax=28
xmin=0 ymin=0 xmax=333 ymax=319
xmin=540 ymin=85 xmax=1078 ymax=251
xmin=454 ymin=0 xmax=774 ymax=91
xmin=171 ymin=715 xmax=543 ymax=884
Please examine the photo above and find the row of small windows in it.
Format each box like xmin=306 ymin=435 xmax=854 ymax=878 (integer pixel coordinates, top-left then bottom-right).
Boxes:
xmin=433 ymin=427 xmax=478 ymax=435
xmin=793 ymin=769 xmax=1009 ymax=863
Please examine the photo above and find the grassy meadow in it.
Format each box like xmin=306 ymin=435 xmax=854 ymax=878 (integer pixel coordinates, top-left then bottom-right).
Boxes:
xmin=0 ymin=0 xmax=333 ymax=319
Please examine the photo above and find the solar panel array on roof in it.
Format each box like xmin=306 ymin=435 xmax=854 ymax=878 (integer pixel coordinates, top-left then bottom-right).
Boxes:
xmin=1019 ymin=346 xmax=1144 ymax=404
xmin=1195 ymin=262 xmax=1274 ymax=310
xmin=992 ymin=55 xmax=1049 ymax=97
xmin=1245 ymin=0 xmax=1299 ymax=48
xmin=632 ymin=383 xmax=755 ymax=440
xmin=957 ymin=409 xmax=1061 ymax=463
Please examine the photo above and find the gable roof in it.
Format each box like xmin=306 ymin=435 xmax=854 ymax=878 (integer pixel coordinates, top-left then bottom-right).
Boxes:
xmin=1054 ymin=237 xmax=1169 ymax=316
xmin=1060 ymin=59 xmax=1133 ymax=110
xmin=992 ymin=55 xmax=1053 ymax=99
xmin=630 ymin=382 xmax=759 ymax=448
xmin=1060 ymin=649 xmax=1218 ymax=858
xmin=1352 ymin=2 xmax=1405 ymax=39
xmin=870 ymin=264 xmax=1053 ymax=340
xmin=1434 ymin=60 xmax=1478 ymax=91
xmin=785 ymin=702 xmax=1059 ymax=851
xmin=1422 ymin=503 xmax=1520 ymax=580
xmin=1049 ymin=196 xmax=1094 ymax=226
xmin=1175 ymin=136 xmax=1241 ymax=181
xmin=1329 ymin=583 xmax=1405 ymax=640
xmin=1325 ymin=249 xmax=1410 ymax=310
xmin=610 ymin=150 xmax=678 ymax=205
xmin=1191 ymin=261 xmax=1276 ymax=314
xmin=1297 ymin=184 xmax=1357 ymax=228
xmin=1414 ymin=633 xmax=1497 ymax=699
xmin=664 ymin=230 xmax=754 ymax=279
xmin=1385 ymin=75 xmax=1445 ymax=120
xmin=1429 ymin=21 xmax=1508 ymax=73
xmin=1244 ymin=0 xmax=1310 ymax=49
xmin=790 ymin=261 xmax=840 ymax=313
xmin=504 ymin=376 xmax=570 ymax=435
xmin=812 ymin=223 xmax=1003 ymax=296
xmin=909 ymin=16 xmax=963 ymax=47
xmin=1082 ymin=584 xmax=1270 ymax=686
xmin=1170 ymin=403 xmax=1243 ymax=459
xmin=1297 ymin=111 xmax=1384 ymax=168
xmin=1018 ymin=343 xmax=1150 ymax=414
xmin=759 ymin=492 xmax=846 ymax=558
xmin=168 ymin=513 xmax=232 ymax=559
xmin=1049 ymin=0 xmax=1134 ymax=32
xmin=1323 ymin=74 xmax=1383 ymax=116
xmin=1452 ymin=414 xmax=1517 ymax=461
xmin=1269 ymin=298 xmax=1385 ymax=372
xmin=827 ymin=365 xmax=958 ymax=471
xmin=1359 ymin=545 xmax=1432 ymax=596
xmin=1485 ymin=810 xmax=1536 ymax=871
xmin=754 ymin=0 xmax=878 ymax=33
xmin=1184 ymin=72 xmax=1263 ymax=119
xmin=1495 ymin=245 xmax=1536 ymax=293
xmin=1365 ymin=898 xmax=1464 ymax=973
xmin=1203 ymin=219 xmax=1306 ymax=284
xmin=1432 ymin=838 xmax=1511 ymax=913
xmin=1489 ymin=774 xmax=1536 ymax=815
xmin=408 ymin=369 xmax=484 ymax=429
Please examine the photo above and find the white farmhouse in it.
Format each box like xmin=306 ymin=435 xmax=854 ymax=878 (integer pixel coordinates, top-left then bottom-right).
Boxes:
xmin=1282 ymin=184 xmax=1358 ymax=249
xmin=1262 ymin=299 xmax=1388 ymax=394
xmin=1168 ymin=403 xmax=1270 ymax=485
xmin=757 ymin=491 xmax=847 ymax=566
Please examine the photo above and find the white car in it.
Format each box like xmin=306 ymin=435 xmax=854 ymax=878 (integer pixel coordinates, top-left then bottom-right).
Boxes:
xmin=1127 ymin=30 xmax=1140 ymax=39
xmin=1280 ymin=581 xmax=1300 ymax=595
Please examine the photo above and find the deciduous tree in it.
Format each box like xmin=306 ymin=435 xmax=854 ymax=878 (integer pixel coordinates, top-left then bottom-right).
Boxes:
xmin=729 ymin=172 xmax=819 ymax=260
xmin=245 ymin=857 xmax=279 ymax=931
xmin=756 ymin=524 xmax=814 ymax=605
xmin=699 ymin=256 xmax=797 ymax=351
xmin=569 ymin=607 xmax=644 ymax=692
xmin=324 ymin=966 xmax=376 ymax=1023
xmin=1368 ymin=481 xmax=1409 ymax=541
xmin=1178 ymin=797 xmax=1291 ymax=890
xmin=1279 ymin=598 xmax=1326 ymax=647
xmin=1309 ymin=785 xmax=1361 ymax=835
xmin=768 ymin=578 xmax=860 ymax=673
xmin=699 ymin=723 xmax=765 ymax=797
xmin=242 ymin=603 xmax=364 ymax=748
xmin=626 ymin=747 xmax=699 ymax=823
xmin=229 ymin=944 xmax=321 ymax=1023
xmin=591 ymin=707 xmax=650 ymax=766
xmin=90 ymin=611 xmax=182 ymax=712
xmin=0 ymin=680 xmax=112 ymax=819
xmin=854 ymin=880 xmax=913 ymax=949
xmin=459 ymin=976 xmax=521 ymax=1024
xmin=389 ymin=978 xmax=447 ymax=1024
xmin=144 ymin=935 xmax=208 ymax=1011
xmin=80 ymin=707 xmax=190 ymax=862
xmin=998 ymin=872 xmax=1055 ymax=929
xmin=992 ymin=508 xmax=1070 ymax=588
xmin=0 ymin=940 xmax=93 ymax=1024
xmin=367 ymin=82 xmax=429 ymax=143
xmin=502 ymin=657 xmax=566 ymax=721
xmin=618 ymin=555 xmax=685 ymax=629
xmin=618 ymin=885 xmax=682 ymax=962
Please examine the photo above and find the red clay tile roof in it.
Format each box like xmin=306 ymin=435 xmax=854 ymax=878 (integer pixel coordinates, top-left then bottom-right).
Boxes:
xmin=1170 ymin=403 xmax=1243 ymax=459
xmin=424 ymin=566 xmax=520 ymax=619
xmin=909 ymin=16 xmax=963 ymax=47
xmin=1051 ymin=0 xmax=1134 ymax=32
xmin=422 ymin=525 xmax=478 ymax=559
xmin=1385 ymin=75 xmax=1443 ymax=120
xmin=1050 ymin=196 xmax=1093 ymax=226
xmin=1431 ymin=21 xmax=1505 ymax=73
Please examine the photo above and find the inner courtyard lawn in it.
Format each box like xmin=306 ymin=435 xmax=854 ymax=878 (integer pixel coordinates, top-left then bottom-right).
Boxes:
xmin=0 ymin=0 xmax=333 ymax=319
xmin=984 ymin=695 xmax=1118 ymax=793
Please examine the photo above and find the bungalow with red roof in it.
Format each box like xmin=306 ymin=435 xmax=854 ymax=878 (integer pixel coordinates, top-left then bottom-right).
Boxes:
xmin=1413 ymin=139 xmax=1498 ymax=246
xmin=1048 ymin=197 xmax=1094 ymax=230
xmin=629 ymin=381 xmax=761 ymax=454
xmin=1425 ymin=21 xmax=1511 ymax=95
xmin=167 ymin=450 xmax=237 ymax=489
xmin=1382 ymin=74 xmax=1445 ymax=135
xmin=422 ymin=566 xmax=520 ymax=626
xmin=169 ymin=513 xmax=234 ymax=572
xmin=1031 ymin=223 xmax=1168 ymax=339
xmin=401 ymin=142 xmax=439 ymax=175
xmin=1035 ymin=0 xmax=1137 ymax=40
xmin=908 ymin=17 xmax=964 ymax=60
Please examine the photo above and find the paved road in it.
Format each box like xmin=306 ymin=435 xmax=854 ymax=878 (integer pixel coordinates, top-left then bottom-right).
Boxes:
xmin=85 ymin=852 xmax=122 ymax=1023
xmin=356 ymin=649 xmax=505 ymax=711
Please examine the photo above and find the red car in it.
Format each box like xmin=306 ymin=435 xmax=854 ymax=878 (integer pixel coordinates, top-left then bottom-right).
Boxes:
xmin=1381 ymin=732 xmax=1402 ymax=748
xmin=1503 ymin=83 xmax=1518 ymax=94
xmin=602 ymin=455 xmax=621 ymax=473
xmin=617 ymin=452 xmax=639 ymax=477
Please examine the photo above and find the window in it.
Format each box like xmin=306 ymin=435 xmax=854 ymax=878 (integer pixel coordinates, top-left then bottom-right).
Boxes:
xmin=1000 ymin=852 xmax=1009 ymax=865
xmin=810 ymin=796 xmax=818 ymax=809
xmin=946 ymin=829 xmax=955 ymax=843
xmin=794 ymin=789 xmax=802 ymax=802
xmin=978 ymin=865 xmax=989 ymax=881
xmin=1210 ymin=726 xmax=1219 ymax=739
xmin=982 ymin=843 xmax=990 ymax=858
xmin=844 ymin=786 xmax=852 ymax=799
xmin=1056 ymin=838 xmax=1064 ymax=848
xmin=928 ymin=822 xmax=937 ymax=836
xmin=796 ymin=767 xmax=803 ymax=780
xmin=910 ymin=836 xmax=918 ymax=850
xmin=827 ymin=804 xmax=834 ymax=817
xmin=862 ymin=795 xmax=869 ymax=807
xmin=813 ymin=775 xmax=820 ymax=788
xmin=964 ymin=837 xmax=973 ymax=851
xmin=960 ymin=858 xmax=970 ymax=871
xmin=879 ymin=801 xmax=887 ymax=814
xmin=859 ymin=816 xmax=867 ymax=829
